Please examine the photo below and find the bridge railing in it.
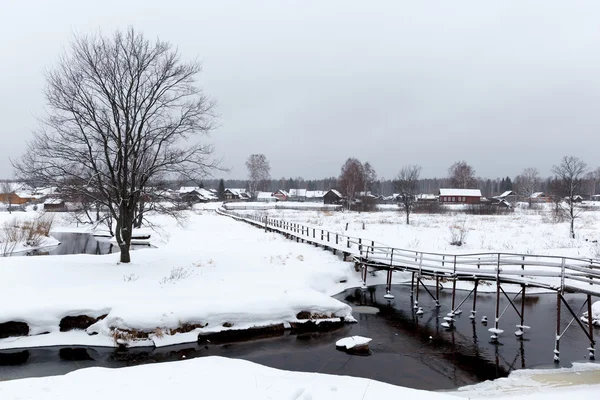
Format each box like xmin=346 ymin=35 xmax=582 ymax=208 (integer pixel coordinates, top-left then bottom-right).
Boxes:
xmin=218 ymin=208 xmax=600 ymax=295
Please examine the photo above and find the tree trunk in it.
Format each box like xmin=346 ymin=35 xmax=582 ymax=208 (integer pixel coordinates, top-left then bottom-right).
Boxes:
xmin=406 ymin=208 xmax=410 ymax=225
xmin=115 ymin=207 xmax=133 ymax=263
xmin=120 ymin=243 xmax=131 ymax=263
xmin=570 ymin=204 xmax=575 ymax=239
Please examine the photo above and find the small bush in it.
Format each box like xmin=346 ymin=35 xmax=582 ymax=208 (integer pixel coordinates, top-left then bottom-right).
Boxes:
xmin=449 ymin=222 xmax=468 ymax=246
xmin=0 ymin=214 xmax=54 ymax=256
xmin=159 ymin=267 xmax=194 ymax=284
xmin=412 ymin=202 xmax=446 ymax=214
xmin=464 ymin=204 xmax=513 ymax=215
xmin=123 ymin=273 xmax=139 ymax=282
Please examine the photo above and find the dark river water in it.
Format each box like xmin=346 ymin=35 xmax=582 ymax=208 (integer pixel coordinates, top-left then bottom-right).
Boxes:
xmin=0 ymin=284 xmax=597 ymax=390
xmin=14 ymin=232 xmax=152 ymax=256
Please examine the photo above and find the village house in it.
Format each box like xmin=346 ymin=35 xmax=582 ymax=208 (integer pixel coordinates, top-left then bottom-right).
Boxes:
xmin=530 ymin=192 xmax=553 ymax=203
xmin=323 ymin=189 xmax=343 ymax=205
xmin=256 ymin=192 xmax=277 ymax=202
xmin=178 ymin=187 xmax=218 ymax=204
xmin=273 ymin=190 xmax=289 ymax=201
xmin=287 ymin=189 xmax=326 ymax=202
xmin=223 ymin=188 xmax=251 ymax=201
xmin=438 ymin=188 xmax=482 ymax=204
xmin=43 ymin=198 xmax=66 ymax=212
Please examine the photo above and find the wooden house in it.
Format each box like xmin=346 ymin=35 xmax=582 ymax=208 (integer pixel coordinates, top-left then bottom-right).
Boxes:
xmin=323 ymin=189 xmax=343 ymax=205
xmin=438 ymin=189 xmax=482 ymax=204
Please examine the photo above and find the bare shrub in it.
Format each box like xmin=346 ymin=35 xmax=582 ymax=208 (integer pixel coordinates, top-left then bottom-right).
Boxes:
xmin=123 ymin=273 xmax=139 ymax=282
xmin=412 ymin=202 xmax=446 ymax=214
xmin=449 ymin=221 xmax=468 ymax=246
xmin=159 ymin=267 xmax=194 ymax=284
xmin=465 ymin=204 xmax=513 ymax=215
xmin=0 ymin=214 xmax=54 ymax=256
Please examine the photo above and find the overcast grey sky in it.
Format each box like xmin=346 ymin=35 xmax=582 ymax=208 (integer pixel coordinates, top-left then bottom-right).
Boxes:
xmin=1 ymin=1 xmax=599 ymax=180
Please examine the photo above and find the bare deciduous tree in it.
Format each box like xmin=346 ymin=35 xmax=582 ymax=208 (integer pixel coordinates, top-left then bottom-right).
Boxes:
xmin=246 ymin=154 xmax=271 ymax=196
xmin=513 ymin=167 xmax=541 ymax=205
xmin=448 ymin=161 xmax=476 ymax=189
xmin=362 ymin=162 xmax=377 ymax=194
xmin=0 ymin=181 xmax=14 ymax=214
xmin=339 ymin=158 xmax=364 ymax=210
xmin=393 ymin=165 xmax=421 ymax=225
xmin=13 ymin=28 xmax=219 ymax=263
xmin=552 ymin=156 xmax=587 ymax=238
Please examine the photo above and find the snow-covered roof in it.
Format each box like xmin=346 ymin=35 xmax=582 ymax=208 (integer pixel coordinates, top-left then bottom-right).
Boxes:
xmin=498 ymin=190 xmax=513 ymax=198
xmin=275 ymin=189 xmax=289 ymax=197
xmin=44 ymin=198 xmax=64 ymax=205
xmin=1 ymin=182 xmax=30 ymax=193
xmin=288 ymin=189 xmax=307 ymax=197
xmin=256 ymin=191 xmax=275 ymax=199
xmin=327 ymin=189 xmax=342 ymax=198
xmin=306 ymin=190 xmax=325 ymax=198
xmin=438 ymin=188 xmax=482 ymax=197
xmin=531 ymin=192 xmax=547 ymax=198
xmin=417 ymin=193 xmax=437 ymax=200
xmin=33 ymin=186 xmax=59 ymax=195
xmin=226 ymin=188 xmax=247 ymax=195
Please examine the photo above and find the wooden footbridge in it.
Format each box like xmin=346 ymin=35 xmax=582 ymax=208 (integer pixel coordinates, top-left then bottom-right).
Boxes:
xmin=217 ymin=208 xmax=600 ymax=361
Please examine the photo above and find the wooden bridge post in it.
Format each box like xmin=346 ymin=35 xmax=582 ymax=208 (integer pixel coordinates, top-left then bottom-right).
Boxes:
xmin=435 ymin=275 xmax=440 ymax=307
xmin=414 ymin=274 xmax=420 ymax=309
xmin=555 ymin=291 xmax=561 ymax=362
xmin=517 ymin=285 xmax=526 ymax=338
xmin=492 ymin=254 xmax=501 ymax=342
xmin=410 ymin=272 xmax=415 ymax=296
xmin=451 ymin=278 xmax=457 ymax=313
xmin=470 ymin=279 xmax=479 ymax=320
xmin=588 ymin=294 xmax=595 ymax=360
xmin=361 ymin=264 xmax=368 ymax=289
xmin=385 ymin=248 xmax=395 ymax=299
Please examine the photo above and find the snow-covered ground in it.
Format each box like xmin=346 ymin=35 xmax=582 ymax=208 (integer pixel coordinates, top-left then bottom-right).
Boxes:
xmin=0 ymin=209 xmax=362 ymax=350
xmin=0 ymin=356 xmax=598 ymax=400
xmin=244 ymin=205 xmax=600 ymax=259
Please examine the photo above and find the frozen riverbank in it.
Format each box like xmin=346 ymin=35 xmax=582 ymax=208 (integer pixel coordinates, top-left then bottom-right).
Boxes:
xmin=0 ymin=211 xmax=360 ymax=349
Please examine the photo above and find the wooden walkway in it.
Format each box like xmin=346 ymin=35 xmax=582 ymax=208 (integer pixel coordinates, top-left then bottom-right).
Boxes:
xmin=217 ymin=208 xmax=599 ymax=361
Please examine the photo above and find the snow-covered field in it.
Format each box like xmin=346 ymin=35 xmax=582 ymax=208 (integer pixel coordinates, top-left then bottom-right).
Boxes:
xmin=245 ymin=205 xmax=600 ymax=259
xmin=0 ymin=356 xmax=598 ymax=400
xmin=0 ymin=208 xmax=362 ymax=350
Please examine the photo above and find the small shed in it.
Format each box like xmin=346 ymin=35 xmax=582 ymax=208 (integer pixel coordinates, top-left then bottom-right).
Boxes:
xmin=256 ymin=192 xmax=277 ymax=202
xmin=531 ymin=192 xmax=552 ymax=203
xmin=44 ymin=198 xmax=66 ymax=212
xmin=324 ymin=189 xmax=343 ymax=205
xmin=438 ymin=189 xmax=482 ymax=204
xmin=273 ymin=190 xmax=289 ymax=201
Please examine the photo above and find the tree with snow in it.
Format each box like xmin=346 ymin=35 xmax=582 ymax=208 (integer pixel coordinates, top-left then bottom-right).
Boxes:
xmin=246 ymin=154 xmax=271 ymax=196
xmin=448 ymin=161 xmax=476 ymax=189
xmin=393 ymin=165 xmax=421 ymax=225
xmin=514 ymin=167 xmax=541 ymax=206
xmin=13 ymin=28 xmax=219 ymax=263
xmin=338 ymin=158 xmax=364 ymax=210
xmin=552 ymin=156 xmax=587 ymax=239
xmin=217 ymin=179 xmax=226 ymax=201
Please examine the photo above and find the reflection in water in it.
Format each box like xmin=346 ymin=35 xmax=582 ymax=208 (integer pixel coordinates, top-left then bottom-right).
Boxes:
xmin=0 ymin=285 xmax=596 ymax=390
xmin=15 ymin=232 xmax=153 ymax=256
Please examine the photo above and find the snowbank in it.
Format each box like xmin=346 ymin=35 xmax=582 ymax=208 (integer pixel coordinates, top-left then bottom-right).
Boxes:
xmin=335 ymin=335 xmax=372 ymax=349
xmin=0 ymin=212 xmax=360 ymax=349
xmin=581 ymin=300 xmax=600 ymax=326
xmin=0 ymin=356 xmax=599 ymax=400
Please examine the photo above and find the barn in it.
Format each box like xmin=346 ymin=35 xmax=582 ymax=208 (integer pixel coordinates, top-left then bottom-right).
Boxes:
xmin=43 ymin=198 xmax=66 ymax=211
xmin=323 ymin=189 xmax=343 ymax=205
xmin=438 ymin=189 xmax=482 ymax=204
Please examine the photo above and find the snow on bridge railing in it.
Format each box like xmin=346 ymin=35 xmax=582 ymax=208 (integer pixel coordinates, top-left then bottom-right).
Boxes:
xmin=217 ymin=208 xmax=600 ymax=294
